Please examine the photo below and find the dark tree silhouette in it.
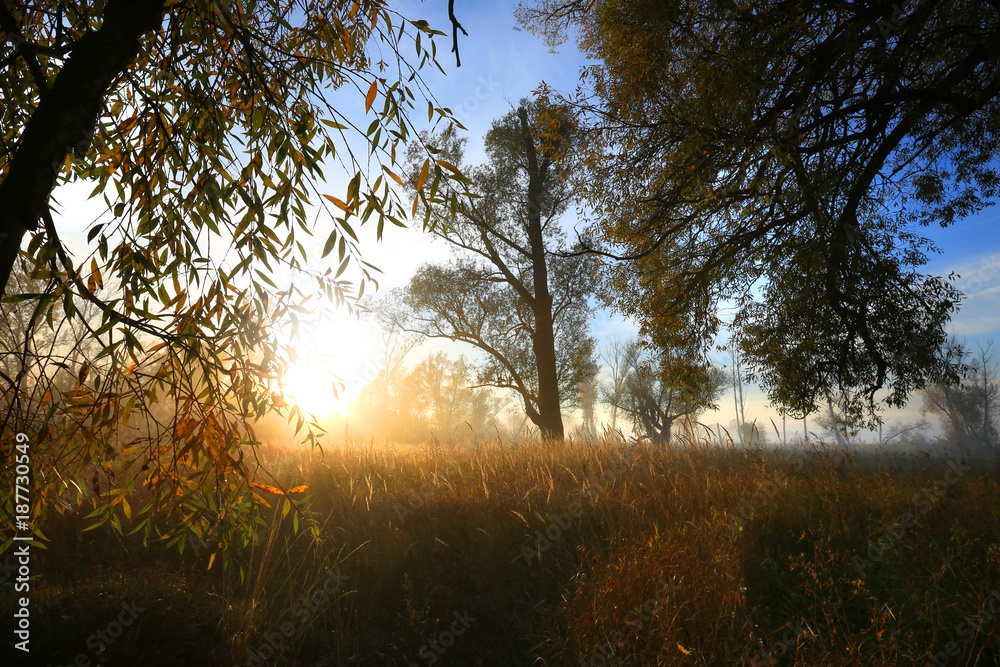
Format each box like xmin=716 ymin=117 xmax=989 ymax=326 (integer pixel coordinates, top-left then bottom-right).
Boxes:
xmin=602 ymin=338 xmax=727 ymax=444
xmin=384 ymin=99 xmax=598 ymax=439
xmin=518 ymin=0 xmax=1000 ymax=427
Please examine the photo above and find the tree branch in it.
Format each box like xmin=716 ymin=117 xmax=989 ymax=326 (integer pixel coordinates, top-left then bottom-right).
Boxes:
xmin=447 ymin=0 xmax=467 ymax=67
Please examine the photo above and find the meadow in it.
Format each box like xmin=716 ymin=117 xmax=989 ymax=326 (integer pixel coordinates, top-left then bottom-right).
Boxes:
xmin=4 ymin=430 xmax=1000 ymax=666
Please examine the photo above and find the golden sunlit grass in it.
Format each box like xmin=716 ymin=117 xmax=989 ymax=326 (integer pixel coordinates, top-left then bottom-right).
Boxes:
xmin=5 ymin=431 xmax=1000 ymax=665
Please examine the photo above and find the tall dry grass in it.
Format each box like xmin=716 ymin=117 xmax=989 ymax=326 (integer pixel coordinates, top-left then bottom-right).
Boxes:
xmin=4 ymin=429 xmax=1000 ymax=665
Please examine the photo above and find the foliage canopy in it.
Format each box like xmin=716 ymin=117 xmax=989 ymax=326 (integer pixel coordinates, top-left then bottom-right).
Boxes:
xmin=518 ymin=0 xmax=1000 ymax=427
xmin=0 ymin=0 xmax=464 ymax=568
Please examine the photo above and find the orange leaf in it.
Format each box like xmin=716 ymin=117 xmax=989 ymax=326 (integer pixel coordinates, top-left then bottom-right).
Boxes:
xmin=415 ymin=158 xmax=429 ymax=190
xmin=175 ymin=418 xmax=198 ymax=439
xmin=436 ymin=159 xmax=461 ymax=175
xmin=365 ymin=80 xmax=377 ymax=112
xmin=287 ymin=485 xmax=309 ymax=494
xmin=382 ymin=165 xmax=404 ymax=186
xmin=75 ymin=361 xmax=90 ymax=389
xmin=250 ymin=482 xmax=284 ymax=495
xmin=323 ymin=194 xmax=354 ymax=215
xmin=88 ymin=257 xmax=103 ymax=292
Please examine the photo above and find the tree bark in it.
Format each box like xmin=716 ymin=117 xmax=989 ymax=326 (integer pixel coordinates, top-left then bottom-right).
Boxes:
xmin=0 ymin=0 xmax=166 ymax=294
xmin=519 ymin=107 xmax=564 ymax=440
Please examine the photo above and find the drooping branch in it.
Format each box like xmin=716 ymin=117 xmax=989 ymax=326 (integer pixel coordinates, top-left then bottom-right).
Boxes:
xmin=447 ymin=0 xmax=467 ymax=67
xmin=0 ymin=0 xmax=168 ymax=294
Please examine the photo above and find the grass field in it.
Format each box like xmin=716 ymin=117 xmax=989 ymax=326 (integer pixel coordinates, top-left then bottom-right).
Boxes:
xmin=3 ymin=431 xmax=1000 ymax=666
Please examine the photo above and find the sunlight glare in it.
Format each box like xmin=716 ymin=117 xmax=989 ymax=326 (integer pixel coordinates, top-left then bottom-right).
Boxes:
xmin=277 ymin=308 xmax=381 ymax=419
xmin=280 ymin=364 xmax=347 ymax=418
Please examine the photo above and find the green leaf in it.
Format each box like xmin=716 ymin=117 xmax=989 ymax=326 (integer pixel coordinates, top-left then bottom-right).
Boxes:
xmin=322 ymin=230 xmax=338 ymax=258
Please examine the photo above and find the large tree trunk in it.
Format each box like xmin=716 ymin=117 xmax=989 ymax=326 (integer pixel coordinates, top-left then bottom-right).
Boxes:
xmin=518 ymin=108 xmax=564 ymax=441
xmin=0 ymin=0 xmax=166 ymax=294
xmin=531 ymin=295 xmax=564 ymax=440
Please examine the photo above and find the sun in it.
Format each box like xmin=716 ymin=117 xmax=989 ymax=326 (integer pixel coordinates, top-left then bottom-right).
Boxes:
xmin=276 ymin=308 xmax=381 ymax=419
xmin=280 ymin=364 xmax=347 ymax=418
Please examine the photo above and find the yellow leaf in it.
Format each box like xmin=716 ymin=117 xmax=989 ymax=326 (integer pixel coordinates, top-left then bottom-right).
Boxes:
xmin=75 ymin=361 xmax=90 ymax=389
xmin=382 ymin=165 xmax=404 ymax=186
xmin=415 ymin=158 xmax=429 ymax=190
xmin=88 ymin=258 xmax=103 ymax=292
xmin=676 ymin=643 xmax=692 ymax=655
xmin=436 ymin=159 xmax=461 ymax=175
xmin=365 ymin=80 xmax=377 ymax=112
xmin=323 ymin=194 xmax=354 ymax=215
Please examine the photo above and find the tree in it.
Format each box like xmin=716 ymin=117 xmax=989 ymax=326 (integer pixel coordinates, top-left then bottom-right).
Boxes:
xmin=728 ymin=420 xmax=769 ymax=450
xmin=383 ymin=99 xmax=598 ymax=440
xmin=728 ymin=341 xmax=748 ymax=448
xmin=877 ymin=418 xmax=932 ymax=449
xmin=350 ymin=364 xmax=425 ymax=441
xmin=409 ymin=352 xmax=466 ymax=435
xmin=922 ymin=338 xmax=999 ymax=456
xmin=1 ymin=0 xmax=464 ymax=564
xmin=816 ymin=393 xmax=860 ymax=450
xmin=577 ymin=376 xmax=597 ymax=437
xmin=601 ymin=337 xmax=726 ymax=444
xmin=374 ymin=311 xmax=423 ymax=412
xmin=517 ymin=0 xmax=1000 ymax=428
xmin=598 ymin=336 xmax=630 ymax=431
xmin=407 ymin=352 xmax=501 ymax=438
xmin=349 ymin=351 xmax=501 ymax=441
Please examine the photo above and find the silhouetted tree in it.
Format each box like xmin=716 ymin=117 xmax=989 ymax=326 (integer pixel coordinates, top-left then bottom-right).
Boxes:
xmin=518 ymin=0 xmax=1000 ymax=428
xmin=385 ymin=99 xmax=599 ymax=439
xmin=602 ymin=338 xmax=726 ymax=444
xmin=922 ymin=338 xmax=999 ymax=456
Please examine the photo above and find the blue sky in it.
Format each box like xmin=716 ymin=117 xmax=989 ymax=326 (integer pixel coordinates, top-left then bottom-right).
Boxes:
xmin=49 ymin=0 xmax=999 ymax=440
